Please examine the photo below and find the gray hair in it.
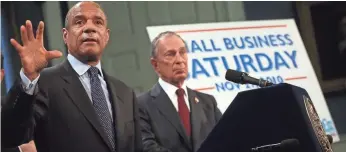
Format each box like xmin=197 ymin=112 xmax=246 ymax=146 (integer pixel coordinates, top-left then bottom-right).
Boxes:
xmin=150 ymin=31 xmax=187 ymax=58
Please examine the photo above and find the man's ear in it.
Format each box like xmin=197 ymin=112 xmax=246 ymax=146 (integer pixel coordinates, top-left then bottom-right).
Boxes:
xmin=106 ymin=28 xmax=110 ymax=44
xmin=150 ymin=57 xmax=158 ymax=71
xmin=62 ymin=28 xmax=68 ymax=44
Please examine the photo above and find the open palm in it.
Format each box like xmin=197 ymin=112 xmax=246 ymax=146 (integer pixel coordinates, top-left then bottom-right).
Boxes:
xmin=10 ymin=20 xmax=62 ymax=80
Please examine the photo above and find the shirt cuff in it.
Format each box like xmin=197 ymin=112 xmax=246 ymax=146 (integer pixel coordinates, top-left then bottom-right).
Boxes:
xmin=18 ymin=146 xmax=23 ymax=152
xmin=20 ymin=68 xmax=40 ymax=95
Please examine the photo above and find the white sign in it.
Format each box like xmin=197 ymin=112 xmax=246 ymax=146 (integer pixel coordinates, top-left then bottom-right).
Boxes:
xmin=146 ymin=19 xmax=340 ymax=142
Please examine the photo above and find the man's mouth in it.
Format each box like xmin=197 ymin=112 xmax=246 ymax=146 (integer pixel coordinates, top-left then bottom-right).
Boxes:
xmin=82 ymin=38 xmax=98 ymax=43
xmin=174 ymin=69 xmax=185 ymax=74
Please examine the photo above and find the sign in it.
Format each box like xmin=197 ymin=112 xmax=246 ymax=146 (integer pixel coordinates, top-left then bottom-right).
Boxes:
xmin=146 ymin=19 xmax=340 ymax=142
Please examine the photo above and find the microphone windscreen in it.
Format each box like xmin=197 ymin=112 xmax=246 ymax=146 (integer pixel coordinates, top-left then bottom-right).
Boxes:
xmin=281 ymin=139 xmax=300 ymax=152
xmin=327 ymin=135 xmax=333 ymax=143
xmin=225 ymin=69 xmax=243 ymax=83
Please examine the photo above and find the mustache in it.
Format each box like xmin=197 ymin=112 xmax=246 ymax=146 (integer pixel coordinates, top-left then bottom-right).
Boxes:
xmin=81 ymin=34 xmax=99 ymax=42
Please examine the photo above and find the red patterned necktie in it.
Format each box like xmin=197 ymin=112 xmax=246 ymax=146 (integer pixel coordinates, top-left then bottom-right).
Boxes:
xmin=176 ymin=88 xmax=191 ymax=136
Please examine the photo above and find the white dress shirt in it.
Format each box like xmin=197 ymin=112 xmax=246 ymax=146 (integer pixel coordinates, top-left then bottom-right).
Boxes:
xmin=158 ymin=78 xmax=190 ymax=112
xmin=20 ymin=54 xmax=113 ymax=119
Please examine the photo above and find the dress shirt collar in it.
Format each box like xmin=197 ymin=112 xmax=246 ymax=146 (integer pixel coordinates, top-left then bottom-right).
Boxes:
xmin=158 ymin=78 xmax=188 ymax=96
xmin=67 ymin=54 xmax=104 ymax=77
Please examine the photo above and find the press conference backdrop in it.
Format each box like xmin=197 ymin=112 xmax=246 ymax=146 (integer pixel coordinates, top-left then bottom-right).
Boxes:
xmin=146 ymin=19 xmax=340 ymax=143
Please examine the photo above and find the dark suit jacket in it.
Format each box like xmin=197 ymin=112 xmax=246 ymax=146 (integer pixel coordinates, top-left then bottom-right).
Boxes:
xmin=1 ymin=96 xmax=23 ymax=152
xmin=137 ymin=83 xmax=222 ymax=152
xmin=1 ymin=148 xmax=20 ymax=152
xmin=1 ymin=60 xmax=142 ymax=152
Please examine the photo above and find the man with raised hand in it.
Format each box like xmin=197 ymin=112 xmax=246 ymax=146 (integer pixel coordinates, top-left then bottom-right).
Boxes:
xmin=1 ymin=2 xmax=142 ymax=152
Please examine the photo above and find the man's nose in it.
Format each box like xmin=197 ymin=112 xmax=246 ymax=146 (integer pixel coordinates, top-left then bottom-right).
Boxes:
xmin=83 ymin=20 xmax=97 ymax=33
xmin=175 ymin=53 xmax=185 ymax=63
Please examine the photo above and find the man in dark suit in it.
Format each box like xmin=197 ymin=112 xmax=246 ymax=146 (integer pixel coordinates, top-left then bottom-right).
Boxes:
xmin=1 ymin=2 xmax=142 ymax=152
xmin=1 ymin=54 xmax=37 ymax=152
xmin=137 ymin=31 xmax=222 ymax=152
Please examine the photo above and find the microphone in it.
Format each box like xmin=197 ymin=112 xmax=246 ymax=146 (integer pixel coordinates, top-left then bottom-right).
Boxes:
xmin=225 ymin=69 xmax=273 ymax=87
xmin=327 ymin=134 xmax=333 ymax=143
xmin=251 ymin=138 xmax=300 ymax=152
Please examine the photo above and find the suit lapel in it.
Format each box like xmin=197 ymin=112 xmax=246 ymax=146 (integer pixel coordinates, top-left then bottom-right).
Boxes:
xmin=60 ymin=60 xmax=113 ymax=151
xmin=151 ymin=83 xmax=192 ymax=150
xmin=188 ymin=88 xmax=203 ymax=151
xmin=103 ymin=73 xmax=126 ymax=150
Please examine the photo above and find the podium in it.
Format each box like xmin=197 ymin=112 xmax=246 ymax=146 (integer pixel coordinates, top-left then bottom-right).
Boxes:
xmin=197 ymin=83 xmax=332 ymax=152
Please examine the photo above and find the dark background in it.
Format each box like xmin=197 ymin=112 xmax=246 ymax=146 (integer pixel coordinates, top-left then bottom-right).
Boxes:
xmin=310 ymin=2 xmax=346 ymax=80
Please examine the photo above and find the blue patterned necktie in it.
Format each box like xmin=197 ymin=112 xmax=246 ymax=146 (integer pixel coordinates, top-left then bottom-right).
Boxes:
xmin=88 ymin=66 xmax=116 ymax=151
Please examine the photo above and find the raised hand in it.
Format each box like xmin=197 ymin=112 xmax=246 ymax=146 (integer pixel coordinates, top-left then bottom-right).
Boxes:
xmin=10 ymin=20 xmax=62 ymax=81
